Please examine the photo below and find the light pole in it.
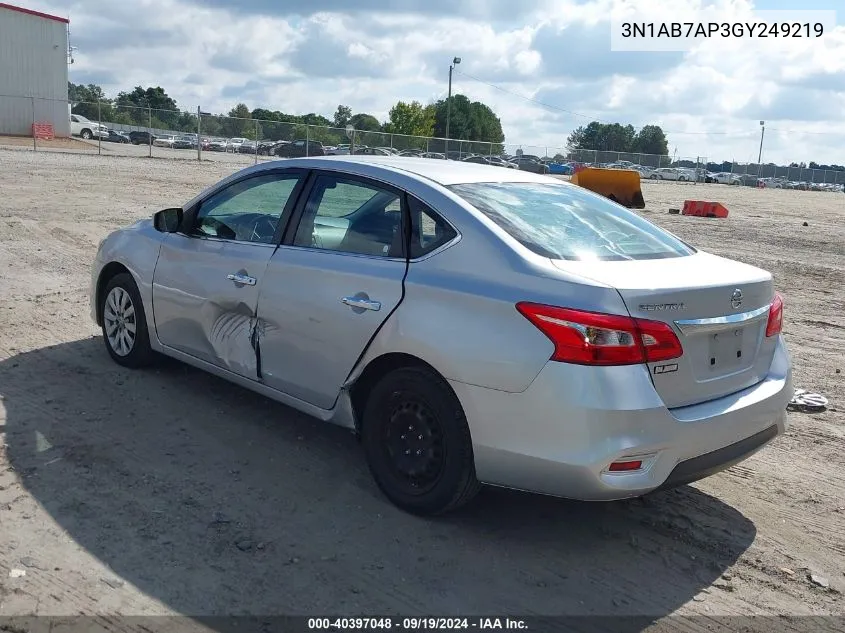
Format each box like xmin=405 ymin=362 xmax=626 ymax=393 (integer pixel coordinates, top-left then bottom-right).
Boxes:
xmin=445 ymin=56 xmax=461 ymax=158
xmin=757 ymin=120 xmax=765 ymax=164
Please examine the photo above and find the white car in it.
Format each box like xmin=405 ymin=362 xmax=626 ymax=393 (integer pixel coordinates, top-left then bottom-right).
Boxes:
xmin=227 ymin=138 xmax=248 ymax=152
xmin=69 ymin=114 xmax=108 ymax=140
xmin=653 ymin=168 xmax=694 ymax=182
xmin=153 ymin=134 xmax=177 ymax=148
xmin=710 ymin=172 xmax=743 ymax=185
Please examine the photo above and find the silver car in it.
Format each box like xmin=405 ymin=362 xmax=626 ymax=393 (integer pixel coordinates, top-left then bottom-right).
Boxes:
xmin=89 ymin=156 xmax=792 ymax=515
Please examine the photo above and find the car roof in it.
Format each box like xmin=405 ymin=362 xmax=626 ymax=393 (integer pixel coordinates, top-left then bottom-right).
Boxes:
xmin=258 ymin=155 xmax=559 ymax=186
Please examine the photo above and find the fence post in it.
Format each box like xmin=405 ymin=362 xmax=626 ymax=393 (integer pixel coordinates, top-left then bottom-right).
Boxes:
xmin=197 ymin=106 xmax=202 ymax=162
xmin=390 ymin=133 xmax=394 ymax=150
xmin=31 ymin=97 xmax=36 ymax=151
xmin=148 ymin=106 xmax=152 ymax=158
xmin=306 ymin=125 xmax=310 ymax=157
xmin=97 ymin=99 xmax=102 ymax=155
xmin=254 ymin=119 xmax=259 ymax=165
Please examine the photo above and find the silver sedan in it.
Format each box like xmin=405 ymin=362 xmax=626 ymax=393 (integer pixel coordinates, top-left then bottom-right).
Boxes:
xmin=89 ymin=156 xmax=793 ymax=515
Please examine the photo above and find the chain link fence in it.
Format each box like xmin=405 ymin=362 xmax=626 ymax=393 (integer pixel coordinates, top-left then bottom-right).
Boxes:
xmin=1 ymin=95 xmax=843 ymax=191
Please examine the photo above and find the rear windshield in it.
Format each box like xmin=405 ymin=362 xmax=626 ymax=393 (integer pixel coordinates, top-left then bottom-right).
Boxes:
xmin=448 ymin=182 xmax=696 ymax=261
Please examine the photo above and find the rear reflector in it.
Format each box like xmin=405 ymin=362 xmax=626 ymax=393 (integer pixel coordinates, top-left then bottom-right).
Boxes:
xmin=515 ymin=302 xmax=683 ymax=366
xmin=766 ymin=292 xmax=783 ymax=337
xmin=608 ymin=460 xmax=643 ymax=472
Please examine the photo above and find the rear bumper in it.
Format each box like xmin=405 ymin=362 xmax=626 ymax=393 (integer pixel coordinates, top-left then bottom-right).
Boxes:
xmin=450 ymin=336 xmax=792 ymax=501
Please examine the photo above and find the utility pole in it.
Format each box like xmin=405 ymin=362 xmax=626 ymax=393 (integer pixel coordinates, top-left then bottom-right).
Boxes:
xmin=445 ymin=56 xmax=461 ymax=159
xmin=757 ymin=120 xmax=765 ymax=164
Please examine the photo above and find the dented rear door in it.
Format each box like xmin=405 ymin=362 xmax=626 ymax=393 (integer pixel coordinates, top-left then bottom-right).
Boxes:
xmin=152 ymin=235 xmax=274 ymax=379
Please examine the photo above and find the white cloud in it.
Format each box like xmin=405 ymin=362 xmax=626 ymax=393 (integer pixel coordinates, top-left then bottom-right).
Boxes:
xmin=19 ymin=0 xmax=845 ymax=164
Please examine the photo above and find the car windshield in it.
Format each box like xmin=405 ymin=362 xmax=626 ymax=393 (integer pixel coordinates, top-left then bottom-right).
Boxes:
xmin=448 ymin=182 xmax=696 ymax=261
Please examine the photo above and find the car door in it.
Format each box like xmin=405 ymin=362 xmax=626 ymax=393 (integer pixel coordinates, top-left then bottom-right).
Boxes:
xmin=255 ymin=172 xmax=408 ymax=409
xmin=152 ymin=169 xmax=306 ymax=379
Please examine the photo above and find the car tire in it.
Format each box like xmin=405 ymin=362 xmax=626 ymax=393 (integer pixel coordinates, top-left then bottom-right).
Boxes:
xmin=99 ymin=272 xmax=155 ymax=369
xmin=362 ymin=366 xmax=481 ymax=516
xmin=81 ymin=129 xmax=92 ymax=140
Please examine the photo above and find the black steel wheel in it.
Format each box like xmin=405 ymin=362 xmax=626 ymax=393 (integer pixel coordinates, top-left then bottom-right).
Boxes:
xmin=362 ymin=366 xmax=480 ymax=515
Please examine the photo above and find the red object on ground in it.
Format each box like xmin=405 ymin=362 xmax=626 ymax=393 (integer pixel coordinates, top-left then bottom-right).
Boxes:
xmin=681 ymin=200 xmax=729 ymax=218
xmin=31 ymin=122 xmax=55 ymax=140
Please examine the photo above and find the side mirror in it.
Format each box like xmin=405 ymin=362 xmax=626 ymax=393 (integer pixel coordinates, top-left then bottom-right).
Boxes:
xmin=153 ymin=207 xmax=183 ymax=233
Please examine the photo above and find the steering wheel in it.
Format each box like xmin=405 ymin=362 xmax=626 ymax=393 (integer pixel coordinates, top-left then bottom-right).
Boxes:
xmin=250 ymin=216 xmax=277 ymax=243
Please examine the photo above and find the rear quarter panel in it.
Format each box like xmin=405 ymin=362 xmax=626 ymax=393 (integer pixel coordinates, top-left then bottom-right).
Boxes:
xmin=352 ymin=229 xmax=631 ymax=393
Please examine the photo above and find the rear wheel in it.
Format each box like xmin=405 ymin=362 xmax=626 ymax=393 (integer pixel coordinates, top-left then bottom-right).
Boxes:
xmin=99 ymin=273 xmax=154 ymax=368
xmin=362 ymin=366 xmax=480 ymax=516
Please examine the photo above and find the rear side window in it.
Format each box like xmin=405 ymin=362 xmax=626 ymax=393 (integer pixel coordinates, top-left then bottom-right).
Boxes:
xmin=448 ymin=182 xmax=695 ymax=261
xmin=408 ymin=197 xmax=457 ymax=258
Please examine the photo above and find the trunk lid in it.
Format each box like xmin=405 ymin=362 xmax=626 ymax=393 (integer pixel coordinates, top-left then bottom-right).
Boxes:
xmin=552 ymin=251 xmax=778 ymax=408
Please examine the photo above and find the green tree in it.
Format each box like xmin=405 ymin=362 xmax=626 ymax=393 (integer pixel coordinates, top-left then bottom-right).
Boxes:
xmin=333 ymin=104 xmax=352 ymax=128
xmin=567 ymin=121 xmax=667 ymax=156
xmin=349 ymin=113 xmax=382 ymax=132
xmin=222 ymin=103 xmax=253 ymax=139
xmin=383 ymin=100 xmax=436 ymax=138
xmin=432 ymin=94 xmax=504 ymax=146
xmin=68 ymin=82 xmax=114 ymax=121
xmin=115 ymin=86 xmax=180 ymax=127
xmin=632 ymin=124 xmax=668 ymax=155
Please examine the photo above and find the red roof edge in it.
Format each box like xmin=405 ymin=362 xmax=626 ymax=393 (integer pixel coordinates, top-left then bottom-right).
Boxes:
xmin=0 ymin=2 xmax=69 ymax=23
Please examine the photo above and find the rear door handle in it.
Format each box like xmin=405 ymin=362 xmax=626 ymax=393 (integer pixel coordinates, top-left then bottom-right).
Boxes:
xmin=342 ymin=296 xmax=381 ymax=311
xmin=227 ymin=273 xmax=256 ymax=286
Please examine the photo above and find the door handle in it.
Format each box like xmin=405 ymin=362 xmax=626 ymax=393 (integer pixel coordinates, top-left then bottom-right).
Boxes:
xmin=342 ymin=296 xmax=381 ymax=311
xmin=227 ymin=273 xmax=256 ymax=286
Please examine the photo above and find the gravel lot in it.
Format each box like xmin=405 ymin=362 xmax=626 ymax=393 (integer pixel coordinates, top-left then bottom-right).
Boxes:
xmin=0 ymin=148 xmax=842 ymax=628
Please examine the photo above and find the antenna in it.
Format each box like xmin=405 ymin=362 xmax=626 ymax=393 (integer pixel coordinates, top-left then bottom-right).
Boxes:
xmin=67 ymin=23 xmax=77 ymax=64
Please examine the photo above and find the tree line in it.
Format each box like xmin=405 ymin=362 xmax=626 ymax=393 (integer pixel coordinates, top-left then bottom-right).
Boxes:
xmin=566 ymin=121 xmax=670 ymax=156
xmin=68 ymin=82 xmax=505 ymax=151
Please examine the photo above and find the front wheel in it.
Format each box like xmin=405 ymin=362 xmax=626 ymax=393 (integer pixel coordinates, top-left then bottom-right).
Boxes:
xmin=362 ymin=366 xmax=481 ymax=516
xmin=99 ymin=273 xmax=154 ymax=368
xmin=81 ymin=129 xmax=92 ymax=140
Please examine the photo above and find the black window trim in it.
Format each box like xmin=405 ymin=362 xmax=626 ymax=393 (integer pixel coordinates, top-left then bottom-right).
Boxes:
xmin=404 ymin=194 xmax=461 ymax=262
xmin=279 ymin=169 xmax=411 ymax=262
xmin=179 ymin=167 xmax=309 ymax=246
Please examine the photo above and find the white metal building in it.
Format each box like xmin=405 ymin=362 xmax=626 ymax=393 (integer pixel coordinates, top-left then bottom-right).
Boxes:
xmin=0 ymin=3 xmax=70 ymax=137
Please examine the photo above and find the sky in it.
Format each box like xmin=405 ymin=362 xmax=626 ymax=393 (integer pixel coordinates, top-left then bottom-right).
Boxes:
xmin=20 ymin=0 xmax=845 ymax=164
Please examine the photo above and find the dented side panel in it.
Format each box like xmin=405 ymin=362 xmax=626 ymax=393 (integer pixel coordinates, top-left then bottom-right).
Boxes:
xmin=152 ymin=233 xmax=275 ymax=379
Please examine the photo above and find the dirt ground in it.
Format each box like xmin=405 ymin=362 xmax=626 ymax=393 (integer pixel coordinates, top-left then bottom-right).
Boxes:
xmin=0 ymin=148 xmax=842 ymax=629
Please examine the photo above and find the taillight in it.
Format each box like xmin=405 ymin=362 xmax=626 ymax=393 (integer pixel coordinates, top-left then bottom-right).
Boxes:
xmin=515 ymin=302 xmax=683 ymax=366
xmin=766 ymin=292 xmax=783 ymax=337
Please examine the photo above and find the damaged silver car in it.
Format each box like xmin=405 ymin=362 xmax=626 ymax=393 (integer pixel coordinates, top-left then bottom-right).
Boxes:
xmin=90 ymin=156 xmax=792 ymax=516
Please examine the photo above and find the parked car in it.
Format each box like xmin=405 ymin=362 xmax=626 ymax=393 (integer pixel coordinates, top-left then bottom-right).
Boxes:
xmin=238 ymin=141 xmax=258 ymax=154
xmin=547 ymin=162 xmax=573 ymax=175
xmin=326 ymin=144 xmax=351 ymax=155
xmin=69 ymin=114 xmax=108 ymax=140
xmin=257 ymin=140 xmax=286 ymax=156
xmin=227 ymin=138 xmax=249 ymax=152
xmin=204 ymin=138 xmax=229 ymax=152
xmin=153 ymin=134 xmax=177 ymax=148
xmin=462 ymin=155 xmax=519 ymax=169
xmin=354 ymin=147 xmax=394 ymax=156
xmin=420 ymin=152 xmax=446 ymax=160
xmin=90 ymin=156 xmax=792 ymax=516
xmin=102 ymin=129 xmax=130 ymax=144
xmin=512 ymin=157 xmax=551 ymax=174
xmin=128 ymin=131 xmax=156 ymax=145
xmin=274 ymin=139 xmax=325 ymax=157
xmin=653 ymin=167 xmax=693 ymax=181
xmin=173 ymin=135 xmax=198 ymax=150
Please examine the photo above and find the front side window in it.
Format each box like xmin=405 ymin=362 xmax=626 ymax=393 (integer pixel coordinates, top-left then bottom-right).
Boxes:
xmin=193 ymin=173 xmax=300 ymax=244
xmin=293 ymin=176 xmax=403 ymax=258
xmin=448 ymin=182 xmax=695 ymax=261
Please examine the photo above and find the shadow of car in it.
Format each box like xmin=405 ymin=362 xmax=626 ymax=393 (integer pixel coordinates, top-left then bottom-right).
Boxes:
xmin=2 ymin=338 xmax=756 ymax=624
